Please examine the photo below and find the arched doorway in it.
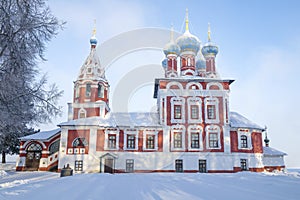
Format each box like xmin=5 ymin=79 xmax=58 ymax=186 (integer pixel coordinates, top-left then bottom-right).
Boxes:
xmin=25 ymin=143 xmax=42 ymax=171
xmin=99 ymin=153 xmax=117 ymax=173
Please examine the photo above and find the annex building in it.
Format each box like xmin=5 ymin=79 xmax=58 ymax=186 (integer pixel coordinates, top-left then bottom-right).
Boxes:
xmin=16 ymin=12 xmax=286 ymax=173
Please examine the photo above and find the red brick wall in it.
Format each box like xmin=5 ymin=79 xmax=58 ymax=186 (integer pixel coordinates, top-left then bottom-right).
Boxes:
xmin=158 ymin=130 xmax=163 ymax=152
xmin=67 ymin=129 xmax=90 ymax=154
xmin=252 ymin=132 xmax=263 ymax=153
xmin=96 ymin=129 xmax=105 ymax=151
xmin=230 ymin=130 xmax=263 ymax=153
xmin=73 ymin=107 xmax=100 ymax=120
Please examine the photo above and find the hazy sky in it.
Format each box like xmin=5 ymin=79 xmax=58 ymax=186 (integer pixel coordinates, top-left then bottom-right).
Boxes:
xmin=39 ymin=0 xmax=300 ymax=167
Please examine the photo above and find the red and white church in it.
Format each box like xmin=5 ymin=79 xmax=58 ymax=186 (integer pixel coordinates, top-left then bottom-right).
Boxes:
xmin=16 ymin=13 xmax=286 ymax=173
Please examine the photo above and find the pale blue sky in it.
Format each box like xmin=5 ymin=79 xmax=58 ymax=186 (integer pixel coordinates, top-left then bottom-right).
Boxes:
xmin=40 ymin=0 xmax=300 ymax=167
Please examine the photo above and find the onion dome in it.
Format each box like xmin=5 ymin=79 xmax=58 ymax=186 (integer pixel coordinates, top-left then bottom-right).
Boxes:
xmin=201 ymin=23 xmax=219 ymax=57
xmin=196 ymin=51 xmax=206 ymax=70
xmin=90 ymin=26 xmax=98 ymax=46
xmin=264 ymin=126 xmax=270 ymax=147
xmin=90 ymin=35 xmax=97 ymax=45
xmin=176 ymin=9 xmax=200 ymax=54
xmin=196 ymin=58 xmax=206 ymax=70
xmin=163 ymin=26 xmax=180 ymax=56
xmin=162 ymin=58 xmax=167 ymax=68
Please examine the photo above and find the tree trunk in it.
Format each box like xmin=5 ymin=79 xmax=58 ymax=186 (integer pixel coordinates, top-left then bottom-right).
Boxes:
xmin=1 ymin=151 xmax=6 ymax=163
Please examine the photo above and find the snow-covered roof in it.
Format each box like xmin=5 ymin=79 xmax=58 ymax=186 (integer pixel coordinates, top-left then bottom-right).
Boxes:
xmin=263 ymin=146 xmax=287 ymax=156
xmin=59 ymin=116 xmax=111 ymax=126
xmin=111 ymin=112 xmax=160 ymax=127
xmin=230 ymin=112 xmax=263 ymax=130
xmin=59 ymin=112 xmax=161 ymax=128
xmin=20 ymin=128 xmax=61 ymax=141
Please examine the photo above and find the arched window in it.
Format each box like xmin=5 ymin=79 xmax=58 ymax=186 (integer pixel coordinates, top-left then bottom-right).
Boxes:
xmin=49 ymin=140 xmax=60 ymax=155
xmin=241 ymin=135 xmax=248 ymax=148
xmin=27 ymin=143 xmax=42 ymax=151
xmin=86 ymin=83 xmax=91 ymax=97
xmin=79 ymin=109 xmax=86 ymax=119
xmin=98 ymin=84 xmax=104 ymax=98
xmin=72 ymin=137 xmax=88 ymax=147
xmin=187 ymin=57 xmax=191 ymax=66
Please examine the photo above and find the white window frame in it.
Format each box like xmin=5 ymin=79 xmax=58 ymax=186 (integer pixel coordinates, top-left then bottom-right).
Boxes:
xmin=87 ymin=67 xmax=92 ymax=74
xmin=85 ymin=83 xmax=91 ymax=97
xmin=188 ymin=125 xmax=203 ymax=151
xmin=205 ymin=125 xmax=221 ymax=149
xmin=187 ymin=97 xmax=202 ymax=123
xmin=171 ymin=97 xmax=185 ymax=123
xmin=124 ymin=129 xmax=138 ymax=150
xmin=171 ymin=125 xmax=185 ymax=151
xmin=204 ymin=97 xmax=219 ymax=123
xmin=97 ymin=84 xmax=105 ymax=98
xmin=78 ymin=108 xmax=86 ymax=119
xmin=143 ymin=129 xmax=158 ymax=150
xmin=104 ymin=129 xmax=119 ymax=150
xmin=237 ymin=129 xmax=253 ymax=150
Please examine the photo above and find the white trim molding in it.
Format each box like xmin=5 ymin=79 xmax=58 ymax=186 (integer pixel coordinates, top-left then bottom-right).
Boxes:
xmin=188 ymin=125 xmax=203 ymax=151
xmin=237 ymin=129 xmax=253 ymax=150
xmin=170 ymin=97 xmax=185 ymax=124
xmin=186 ymin=82 xmax=203 ymax=90
xmin=124 ymin=129 xmax=138 ymax=150
xmin=78 ymin=108 xmax=87 ymax=119
xmin=181 ymin=69 xmax=196 ymax=76
xmin=166 ymin=81 xmax=184 ymax=90
xmin=170 ymin=125 xmax=186 ymax=151
xmin=187 ymin=97 xmax=202 ymax=123
xmin=206 ymin=82 xmax=224 ymax=90
xmin=205 ymin=125 xmax=221 ymax=150
xmin=143 ymin=129 xmax=158 ymax=151
xmin=204 ymin=97 xmax=220 ymax=124
xmin=104 ymin=129 xmax=120 ymax=150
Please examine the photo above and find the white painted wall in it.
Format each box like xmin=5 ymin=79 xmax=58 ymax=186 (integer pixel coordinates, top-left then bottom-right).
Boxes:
xmin=263 ymin=156 xmax=285 ymax=167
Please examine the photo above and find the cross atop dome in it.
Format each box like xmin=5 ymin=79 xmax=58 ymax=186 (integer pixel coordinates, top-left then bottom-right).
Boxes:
xmin=90 ymin=19 xmax=98 ymax=48
xmin=77 ymin=23 xmax=106 ymax=81
xmin=185 ymin=8 xmax=189 ymax=33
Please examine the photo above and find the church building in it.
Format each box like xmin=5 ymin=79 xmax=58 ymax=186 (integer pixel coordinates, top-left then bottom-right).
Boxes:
xmin=16 ymin=11 xmax=286 ymax=173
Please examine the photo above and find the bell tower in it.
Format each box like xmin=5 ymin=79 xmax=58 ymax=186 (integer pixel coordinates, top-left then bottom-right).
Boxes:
xmin=69 ymin=26 xmax=110 ymax=120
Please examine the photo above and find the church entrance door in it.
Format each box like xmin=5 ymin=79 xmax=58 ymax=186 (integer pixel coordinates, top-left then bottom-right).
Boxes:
xmin=25 ymin=143 xmax=42 ymax=171
xmin=104 ymin=158 xmax=113 ymax=173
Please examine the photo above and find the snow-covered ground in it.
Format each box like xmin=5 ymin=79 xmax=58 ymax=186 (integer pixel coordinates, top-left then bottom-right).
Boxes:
xmin=0 ymin=165 xmax=300 ymax=200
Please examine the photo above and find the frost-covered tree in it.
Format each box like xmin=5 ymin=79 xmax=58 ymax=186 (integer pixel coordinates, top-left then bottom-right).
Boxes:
xmin=0 ymin=0 xmax=65 ymax=163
